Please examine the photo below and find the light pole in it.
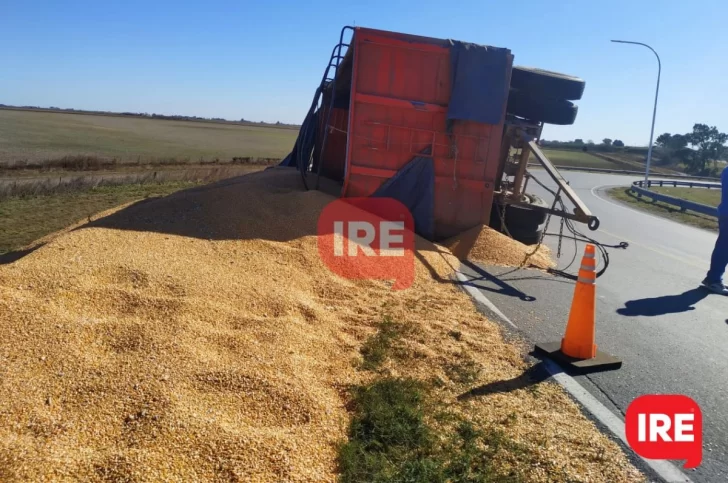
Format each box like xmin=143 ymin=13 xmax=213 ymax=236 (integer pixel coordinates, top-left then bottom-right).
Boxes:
xmin=611 ymin=40 xmax=661 ymax=185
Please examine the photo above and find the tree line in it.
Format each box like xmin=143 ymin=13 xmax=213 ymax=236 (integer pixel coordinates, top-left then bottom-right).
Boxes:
xmin=655 ymin=124 xmax=727 ymax=175
xmin=0 ymin=104 xmax=299 ymax=129
xmin=542 ymin=123 xmax=727 ymax=176
xmin=541 ymin=138 xmax=630 ymax=153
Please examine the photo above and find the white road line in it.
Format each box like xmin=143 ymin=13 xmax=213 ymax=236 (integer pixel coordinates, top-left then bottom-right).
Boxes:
xmin=457 ymin=270 xmax=692 ymax=483
xmin=454 ymin=271 xmax=518 ymax=330
xmin=589 ymin=185 xmax=710 ymax=270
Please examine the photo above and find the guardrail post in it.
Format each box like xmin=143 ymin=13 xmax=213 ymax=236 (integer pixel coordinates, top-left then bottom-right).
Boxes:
xmin=631 ymin=178 xmax=720 ymax=218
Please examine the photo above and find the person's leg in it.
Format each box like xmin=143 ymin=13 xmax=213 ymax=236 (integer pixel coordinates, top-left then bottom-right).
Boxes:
xmin=705 ymin=218 xmax=728 ymax=284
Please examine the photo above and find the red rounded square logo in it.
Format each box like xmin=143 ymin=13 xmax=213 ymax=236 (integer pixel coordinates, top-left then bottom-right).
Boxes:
xmin=626 ymin=394 xmax=702 ymax=468
xmin=317 ymin=197 xmax=415 ymax=290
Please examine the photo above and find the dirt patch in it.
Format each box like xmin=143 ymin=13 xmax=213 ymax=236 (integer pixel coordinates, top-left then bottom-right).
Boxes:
xmin=0 ymin=168 xmax=640 ymax=481
xmin=444 ymin=224 xmax=555 ymax=270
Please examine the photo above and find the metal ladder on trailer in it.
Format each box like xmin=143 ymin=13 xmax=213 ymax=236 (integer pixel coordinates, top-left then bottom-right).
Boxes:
xmin=296 ymin=26 xmax=354 ymax=190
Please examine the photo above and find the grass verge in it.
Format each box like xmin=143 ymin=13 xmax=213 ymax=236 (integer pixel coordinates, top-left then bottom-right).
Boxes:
xmin=651 ymin=186 xmax=721 ymax=206
xmin=607 ymin=187 xmax=718 ymax=231
xmin=342 ymin=318 xmax=527 ymax=482
xmin=0 ymin=181 xmax=200 ymax=255
xmin=339 ymin=376 xmax=528 ymax=483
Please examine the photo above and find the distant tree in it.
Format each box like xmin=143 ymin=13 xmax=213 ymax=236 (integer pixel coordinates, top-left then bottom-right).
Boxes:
xmin=685 ymin=124 xmax=728 ymax=174
xmin=612 ymin=139 xmax=624 ymax=147
xmin=654 ymin=133 xmax=689 ymax=167
xmin=602 ymin=138 xmax=613 ymax=146
xmin=656 ymin=132 xmax=672 ymax=148
xmin=656 ymin=133 xmax=687 ymax=150
xmin=582 ymin=145 xmax=588 ymax=152
xmin=587 ymin=139 xmax=595 ymax=145
xmin=670 ymin=134 xmax=688 ymax=150
xmin=573 ymin=138 xmax=584 ymax=145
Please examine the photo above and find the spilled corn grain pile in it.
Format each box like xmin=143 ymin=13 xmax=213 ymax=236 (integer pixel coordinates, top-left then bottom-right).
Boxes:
xmin=0 ymin=168 xmax=641 ymax=481
xmin=444 ymin=224 xmax=555 ymax=270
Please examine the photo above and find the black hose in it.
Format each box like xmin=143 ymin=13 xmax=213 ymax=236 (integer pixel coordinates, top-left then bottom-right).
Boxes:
xmin=525 ymin=172 xmax=629 ymax=280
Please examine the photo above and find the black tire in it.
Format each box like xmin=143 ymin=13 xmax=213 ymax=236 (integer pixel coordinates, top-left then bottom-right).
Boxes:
xmin=508 ymin=227 xmax=544 ymax=246
xmin=490 ymin=194 xmax=548 ymax=233
xmin=507 ymin=89 xmax=578 ymax=125
xmin=510 ymin=66 xmax=585 ymax=101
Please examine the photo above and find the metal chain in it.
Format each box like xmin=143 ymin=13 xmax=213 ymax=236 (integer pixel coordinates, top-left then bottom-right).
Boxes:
xmin=557 ymin=215 xmax=565 ymax=259
xmin=498 ymin=193 xmax=512 ymax=238
xmin=519 ymin=187 xmax=562 ymax=268
xmin=519 ymin=209 xmax=551 ymax=268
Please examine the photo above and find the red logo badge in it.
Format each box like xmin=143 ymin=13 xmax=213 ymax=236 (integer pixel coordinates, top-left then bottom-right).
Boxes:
xmin=625 ymin=394 xmax=702 ymax=468
xmin=317 ymin=198 xmax=415 ymax=290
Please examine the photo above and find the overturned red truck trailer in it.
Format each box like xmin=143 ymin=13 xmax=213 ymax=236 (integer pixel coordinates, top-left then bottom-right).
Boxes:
xmin=282 ymin=26 xmax=599 ymax=242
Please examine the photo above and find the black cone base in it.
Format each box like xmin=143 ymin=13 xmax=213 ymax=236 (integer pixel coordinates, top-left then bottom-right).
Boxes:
xmin=534 ymin=341 xmax=622 ymax=374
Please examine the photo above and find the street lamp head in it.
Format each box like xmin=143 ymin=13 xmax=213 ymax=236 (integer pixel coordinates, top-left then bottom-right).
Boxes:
xmin=609 ymin=39 xmax=661 ymax=185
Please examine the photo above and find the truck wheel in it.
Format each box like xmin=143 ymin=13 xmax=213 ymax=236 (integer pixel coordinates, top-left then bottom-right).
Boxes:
xmin=507 ymin=89 xmax=578 ymax=125
xmin=510 ymin=66 xmax=585 ymax=101
xmin=509 ymin=228 xmax=544 ymax=246
xmin=490 ymin=194 xmax=548 ymax=233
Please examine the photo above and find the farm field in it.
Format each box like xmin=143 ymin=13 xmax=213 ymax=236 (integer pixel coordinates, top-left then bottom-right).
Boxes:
xmin=0 ymin=109 xmax=298 ymax=166
xmin=0 ymin=181 xmax=201 ymax=256
xmin=2 ymin=109 xmax=663 ymax=175
xmin=595 ymin=151 xmax=685 ymax=175
xmin=536 ymin=149 xmax=621 ymax=169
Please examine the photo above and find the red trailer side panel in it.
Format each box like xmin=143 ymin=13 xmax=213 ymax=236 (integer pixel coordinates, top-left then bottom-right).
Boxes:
xmin=342 ymin=28 xmax=511 ymax=240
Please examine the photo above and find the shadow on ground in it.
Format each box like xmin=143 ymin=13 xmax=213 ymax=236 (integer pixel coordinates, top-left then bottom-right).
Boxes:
xmin=0 ymin=245 xmax=44 ymax=265
xmin=456 ymin=262 xmax=537 ymax=302
xmin=457 ymin=363 xmax=550 ymax=400
xmin=616 ymin=288 xmax=709 ymax=316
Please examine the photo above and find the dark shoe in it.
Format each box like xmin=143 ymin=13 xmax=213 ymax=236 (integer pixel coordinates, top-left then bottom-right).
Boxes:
xmin=701 ymin=279 xmax=728 ymax=295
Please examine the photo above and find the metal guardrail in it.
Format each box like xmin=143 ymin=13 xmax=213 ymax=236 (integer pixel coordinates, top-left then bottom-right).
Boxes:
xmin=634 ymin=179 xmax=721 ymax=189
xmin=527 ymin=163 xmax=721 ymax=181
xmin=630 ymin=180 xmax=719 ymax=218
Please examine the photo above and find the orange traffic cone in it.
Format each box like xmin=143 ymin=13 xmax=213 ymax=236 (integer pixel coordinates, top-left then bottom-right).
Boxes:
xmin=561 ymin=244 xmax=598 ymax=359
xmin=535 ymin=244 xmax=622 ymax=373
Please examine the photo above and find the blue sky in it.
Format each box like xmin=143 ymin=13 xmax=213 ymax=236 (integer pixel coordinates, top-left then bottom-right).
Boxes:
xmin=1 ymin=0 xmax=726 ymax=145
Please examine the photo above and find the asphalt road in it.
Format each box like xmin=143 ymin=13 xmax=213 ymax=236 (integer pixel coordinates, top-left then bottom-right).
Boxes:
xmin=462 ymin=171 xmax=727 ymax=482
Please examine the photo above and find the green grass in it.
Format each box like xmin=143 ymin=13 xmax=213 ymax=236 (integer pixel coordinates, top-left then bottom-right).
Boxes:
xmin=536 ymin=149 xmax=621 ymax=170
xmin=607 ymin=186 xmax=718 ymax=231
xmin=339 ymin=378 xmax=526 ymax=483
xmin=0 ymin=181 xmax=200 ymax=255
xmin=0 ymin=109 xmax=298 ymax=166
xmin=360 ymin=318 xmax=406 ymax=371
xmin=651 ymin=186 xmax=721 ymax=206
xmin=594 ymin=152 xmax=682 ymax=175
xmin=343 ymin=316 xmax=527 ymax=482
